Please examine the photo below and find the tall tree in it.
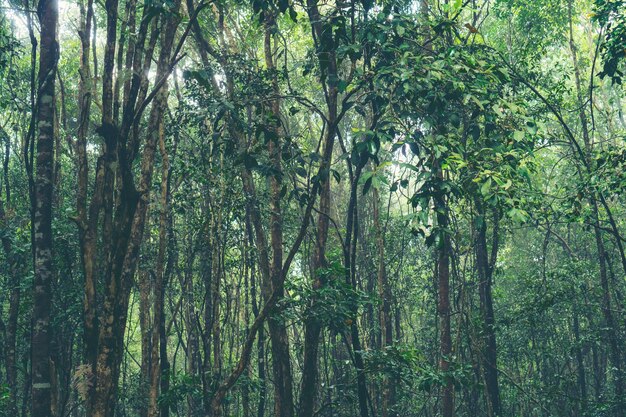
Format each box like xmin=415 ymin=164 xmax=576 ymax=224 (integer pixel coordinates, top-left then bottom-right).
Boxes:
xmin=31 ymin=0 xmax=58 ymax=415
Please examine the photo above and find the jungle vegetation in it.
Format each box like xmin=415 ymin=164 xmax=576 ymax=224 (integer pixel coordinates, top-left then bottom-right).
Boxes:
xmin=1 ymin=0 xmax=626 ymax=416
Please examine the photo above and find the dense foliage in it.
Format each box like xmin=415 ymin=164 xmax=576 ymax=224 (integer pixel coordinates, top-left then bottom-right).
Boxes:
xmin=1 ymin=0 xmax=626 ymax=417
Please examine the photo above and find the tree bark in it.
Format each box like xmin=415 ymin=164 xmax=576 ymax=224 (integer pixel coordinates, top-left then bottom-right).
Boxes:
xmin=474 ymin=204 xmax=500 ymax=417
xmin=373 ymin=187 xmax=396 ymax=417
xmin=90 ymin=1 xmax=180 ymax=414
xmin=264 ymin=20 xmax=294 ymax=417
xmin=573 ymin=312 xmax=587 ymax=414
xmin=31 ymin=0 xmax=58 ymax=415
xmin=0 ymin=163 xmax=21 ymax=417
xmin=436 ymin=167 xmax=453 ymax=417
xmin=299 ymin=2 xmax=341 ymax=415
xmin=343 ymin=163 xmax=370 ymax=417
xmin=75 ymin=0 xmax=98 ymax=411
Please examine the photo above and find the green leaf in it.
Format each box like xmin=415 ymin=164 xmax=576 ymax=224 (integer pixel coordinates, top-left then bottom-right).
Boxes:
xmin=363 ymin=177 xmax=373 ymax=195
xmin=338 ymin=79 xmax=348 ymax=93
xmin=481 ymin=177 xmax=492 ymax=196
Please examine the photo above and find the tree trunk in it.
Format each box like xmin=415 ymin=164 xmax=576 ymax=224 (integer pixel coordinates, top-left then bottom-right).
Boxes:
xmin=373 ymin=187 xmax=396 ymax=417
xmin=247 ymin=213 xmax=266 ymax=417
xmin=31 ymin=0 xmax=58 ymax=415
xmin=139 ymin=270 xmax=152 ymax=417
xmin=158 ymin=117 xmax=174 ymax=417
xmin=75 ymin=0 xmax=98 ymax=411
xmin=299 ymin=2 xmax=341 ymax=415
xmin=474 ymin=205 xmax=500 ymax=417
xmin=90 ymin=3 xmax=180 ymax=415
xmin=264 ymin=20 xmax=294 ymax=417
xmin=147 ymin=122 xmax=171 ymax=417
xmin=573 ymin=312 xmax=587 ymax=414
xmin=345 ymin=185 xmax=370 ymax=417
xmin=436 ymin=168 xmax=453 ymax=417
xmin=184 ymin=247 xmax=200 ymax=417
xmin=0 ymin=175 xmax=21 ymax=417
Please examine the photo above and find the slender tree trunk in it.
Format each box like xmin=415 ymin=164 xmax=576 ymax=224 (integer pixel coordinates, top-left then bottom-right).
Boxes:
xmin=148 ymin=16 xmax=179 ymax=417
xmin=573 ymin=312 xmax=587 ymax=414
xmin=344 ymin=170 xmax=370 ymax=417
xmin=299 ymin=3 xmax=341 ymax=415
xmin=242 ymin=248 xmax=251 ymax=417
xmin=158 ymin=118 xmax=174 ymax=417
xmin=5 ymin=267 xmax=20 ymax=416
xmin=139 ymin=269 xmax=152 ymax=417
xmin=475 ymin=204 xmax=500 ymax=417
xmin=299 ymin=138 xmax=333 ymax=417
xmin=210 ymin=169 xmax=223 ymax=389
xmin=147 ymin=128 xmax=170 ymax=417
xmin=31 ymin=0 xmax=58 ymax=415
xmin=263 ymin=21 xmax=294 ymax=417
xmin=0 ymin=179 xmax=21 ymax=417
xmin=246 ymin=213 xmax=266 ymax=417
xmin=567 ymin=3 xmax=625 ymax=414
xmin=594 ymin=232 xmax=624 ymax=416
xmin=75 ymin=0 xmax=98 ymax=410
xmin=256 ymin=323 xmax=267 ymax=417
xmin=436 ymin=168 xmax=453 ymax=417
xmin=373 ymin=187 xmax=396 ymax=417
xmin=184 ymin=248 xmax=200 ymax=417
xmin=199 ymin=190 xmax=213 ymax=413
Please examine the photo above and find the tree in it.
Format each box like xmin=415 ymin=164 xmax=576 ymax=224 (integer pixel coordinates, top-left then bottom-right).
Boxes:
xmin=30 ymin=0 xmax=58 ymax=415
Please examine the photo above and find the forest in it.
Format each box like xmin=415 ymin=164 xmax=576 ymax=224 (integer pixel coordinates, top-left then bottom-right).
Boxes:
xmin=1 ymin=0 xmax=626 ymax=416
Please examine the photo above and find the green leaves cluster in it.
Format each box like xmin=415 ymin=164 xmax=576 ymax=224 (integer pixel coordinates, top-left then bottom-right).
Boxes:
xmin=594 ymin=0 xmax=626 ymax=83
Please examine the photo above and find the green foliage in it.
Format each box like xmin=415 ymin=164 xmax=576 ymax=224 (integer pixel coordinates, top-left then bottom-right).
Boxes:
xmin=0 ymin=384 xmax=10 ymax=416
xmin=286 ymin=260 xmax=373 ymax=331
xmin=364 ymin=345 xmax=474 ymax=394
xmin=0 ymin=14 xmax=20 ymax=112
xmin=493 ymin=0 xmax=570 ymax=61
xmin=594 ymin=0 xmax=626 ymax=83
xmin=2 ymin=1 xmax=626 ymax=417
xmin=157 ymin=373 xmax=202 ymax=411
